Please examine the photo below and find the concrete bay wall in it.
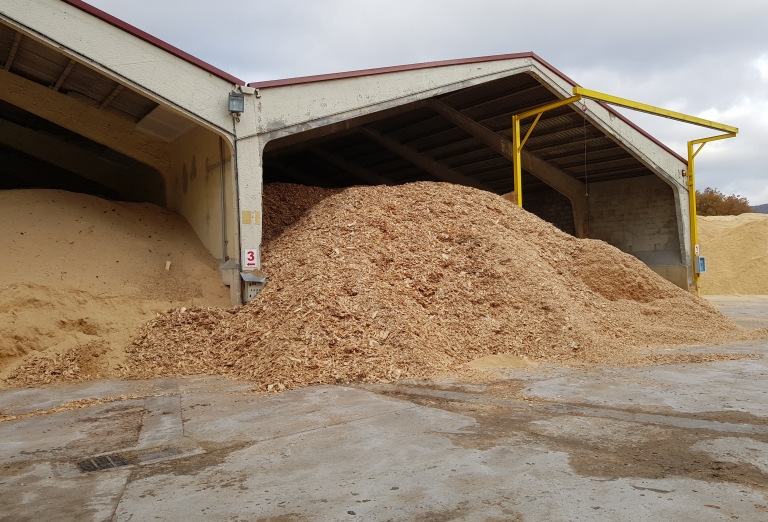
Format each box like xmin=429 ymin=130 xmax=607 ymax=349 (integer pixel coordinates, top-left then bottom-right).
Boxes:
xmin=588 ymin=175 xmax=688 ymax=289
xmin=524 ymin=186 xmax=577 ymax=237
xmin=168 ymin=126 xmax=238 ymax=262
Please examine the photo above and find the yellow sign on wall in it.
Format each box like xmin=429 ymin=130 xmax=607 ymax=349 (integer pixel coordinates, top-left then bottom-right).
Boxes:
xmin=241 ymin=210 xmax=261 ymax=225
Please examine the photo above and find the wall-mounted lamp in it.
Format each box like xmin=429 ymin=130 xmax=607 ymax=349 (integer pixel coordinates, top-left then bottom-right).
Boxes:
xmin=228 ymin=91 xmax=245 ymax=116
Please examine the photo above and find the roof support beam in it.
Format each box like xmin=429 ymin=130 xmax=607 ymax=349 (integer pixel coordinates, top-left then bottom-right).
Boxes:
xmin=557 ymin=155 xmax=637 ymax=170
xmin=444 ymin=79 xmax=536 ymax=102
xmin=308 ymin=146 xmax=393 ymax=186
xmin=401 ymin=109 xmax=577 ymax=153
xmin=357 ymin=126 xmax=488 ymax=191
xmin=266 ymin=128 xmax=361 ymax=158
xmin=528 ymin=135 xmax=609 ymax=156
xmin=538 ymin=143 xmax=623 ymax=161
xmin=449 ymin=155 xmax=508 ymax=171
xmin=263 ymin=100 xmax=429 ymax=153
xmin=400 ymin=111 xmax=585 ymax=161
xmin=4 ymin=32 xmax=21 ymax=71
xmin=52 ymin=59 xmax=76 ymax=91
xmin=515 ymin=120 xmax=599 ymax=144
xmin=428 ymin=99 xmax=588 ymax=237
xmin=578 ymin=166 xmax=650 ymax=178
xmin=98 ymin=84 xmax=124 ymax=109
xmin=450 ymin=84 xmax=546 ymax=113
xmin=0 ymin=68 xmax=170 ymax=176
xmin=0 ymin=117 xmax=165 ymax=206
xmin=0 ymin=148 xmax=120 ymax=199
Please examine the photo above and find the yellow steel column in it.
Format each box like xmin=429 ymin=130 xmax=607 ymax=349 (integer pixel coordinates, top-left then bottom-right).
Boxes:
xmin=685 ymin=133 xmax=735 ymax=295
xmin=511 ymin=95 xmax=581 ymax=208
xmin=686 ymin=140 xmax=700 ymax=295
xmin=512 ymin=114 xmax=522 ymax=207
xmin=573 ymin=86 xmax=739 ymax=294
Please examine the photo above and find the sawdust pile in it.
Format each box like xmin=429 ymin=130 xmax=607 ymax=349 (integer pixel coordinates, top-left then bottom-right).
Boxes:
xmin=699 ymin=213 xmax=768 ymax=295
xmin=126 ymin=182 xmax=763 ymax=390
xmin=0 ymin=189 xmax=230 ymax=385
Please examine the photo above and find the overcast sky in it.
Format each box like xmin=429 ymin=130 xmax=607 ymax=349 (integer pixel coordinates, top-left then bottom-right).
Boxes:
xmin=89 ymin=0 xmax=768 ymax=205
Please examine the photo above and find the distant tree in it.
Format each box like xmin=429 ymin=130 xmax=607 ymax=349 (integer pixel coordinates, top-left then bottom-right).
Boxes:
xmin=696 ymin=187 xmax=753 ymax=216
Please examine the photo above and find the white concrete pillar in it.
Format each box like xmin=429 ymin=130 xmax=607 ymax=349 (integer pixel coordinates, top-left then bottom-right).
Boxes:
xmin=671 ymin=181 xmax=694 ymax=289
xmin=234 ymin=134 xmax=264 ymax=270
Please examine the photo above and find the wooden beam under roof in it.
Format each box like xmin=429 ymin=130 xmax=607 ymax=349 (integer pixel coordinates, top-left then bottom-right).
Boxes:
xmin=357 ymin=126 xmax=488 ymax=191
xmin=52 ymin=59 xmax=76 ymax=91
xmin=4 ymin=32 xmax=21 ymax=71
xmin=537 ymin=142 xmax=623 ymax=161
xmin=428 ymin=99 xmax=588 ymax=238
xmin=98 ymin=84 xmax=124 ymax=109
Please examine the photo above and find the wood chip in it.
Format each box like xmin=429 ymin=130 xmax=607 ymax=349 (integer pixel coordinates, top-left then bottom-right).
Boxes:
xmin=117 ymin=182 xmax=766 ymax=391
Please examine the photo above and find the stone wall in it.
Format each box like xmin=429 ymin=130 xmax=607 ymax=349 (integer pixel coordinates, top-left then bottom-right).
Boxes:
xmin=587 ymin=174 xmax=687 ymax=288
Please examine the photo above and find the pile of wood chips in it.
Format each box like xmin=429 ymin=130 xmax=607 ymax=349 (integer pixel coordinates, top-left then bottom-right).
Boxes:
xmin=126 ymin=182 xmax=765 ymax=390
xmin=5 ymin=340 xmax=110 ymax=387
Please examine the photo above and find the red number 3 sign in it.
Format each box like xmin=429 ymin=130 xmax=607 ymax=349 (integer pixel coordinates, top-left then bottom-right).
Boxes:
xmin=243 ymin=248 xmax=259 ymax=268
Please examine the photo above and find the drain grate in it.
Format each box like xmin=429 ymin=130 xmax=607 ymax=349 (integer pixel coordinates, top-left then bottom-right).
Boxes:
xmin=77 ymin=454 xmax=129 ymax=473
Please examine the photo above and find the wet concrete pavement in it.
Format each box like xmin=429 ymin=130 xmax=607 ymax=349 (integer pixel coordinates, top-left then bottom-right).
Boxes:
xmin=1 ymin=297 xmax=768 ymax=521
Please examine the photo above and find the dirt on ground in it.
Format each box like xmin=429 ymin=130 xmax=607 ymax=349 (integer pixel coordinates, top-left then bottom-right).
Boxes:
xmin=699 ymin=213 xmax=768 ymax=295
xmin=371 ymin=382 xmax=768 ymax=492
xmin=0 ymin=189 xmax=230 ymax=385
xmin=122 ymin=182 xmax=765 ymax=391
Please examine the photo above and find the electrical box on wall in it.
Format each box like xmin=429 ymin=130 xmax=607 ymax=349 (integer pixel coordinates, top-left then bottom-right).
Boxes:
xmin=694 ymin=255 xmax=707 ymax=274
xmin=241 ymin=270 xmax=267 ymax=303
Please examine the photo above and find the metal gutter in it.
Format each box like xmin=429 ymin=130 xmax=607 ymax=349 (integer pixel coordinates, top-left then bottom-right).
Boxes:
xmin=247 ymin=52 xmax=537 ymax=89
xmin=59 ymin=0 xmax=245 ymax=85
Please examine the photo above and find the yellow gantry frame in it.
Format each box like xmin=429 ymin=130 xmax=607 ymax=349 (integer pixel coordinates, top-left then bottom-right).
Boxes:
xmin=511 ymin=86 xmax=738 ymax=294
xmin=511 ymin=95 xmax=582 ymax=207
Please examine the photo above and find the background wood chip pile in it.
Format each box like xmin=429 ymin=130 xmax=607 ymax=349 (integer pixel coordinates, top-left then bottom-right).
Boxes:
xmin=698 ymin=213 xmax=768 ymax=295
xmin=126 ymin=182 xmax=765 ymax=390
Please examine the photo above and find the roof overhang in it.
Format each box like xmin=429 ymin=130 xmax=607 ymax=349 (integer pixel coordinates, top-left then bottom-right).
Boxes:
xmin=60 ymin=0 xmax=244 ymax=85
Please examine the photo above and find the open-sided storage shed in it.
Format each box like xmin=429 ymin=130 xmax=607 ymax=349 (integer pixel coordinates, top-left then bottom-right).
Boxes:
xmin=1 ymin=0 xmax=693 ymax=304
xmin=248 ymin=55 xmax=691 ymax=291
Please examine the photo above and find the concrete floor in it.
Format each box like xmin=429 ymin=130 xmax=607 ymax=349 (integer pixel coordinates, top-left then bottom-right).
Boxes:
xmin=1 ymin=298 xmax=768 ymax=521
xmin=706 ymin=295 xmax=768 ymax=329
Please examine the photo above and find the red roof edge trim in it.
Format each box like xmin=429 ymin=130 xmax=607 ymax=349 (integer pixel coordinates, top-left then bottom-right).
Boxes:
xmin=247 ymin=52 xmax=536 ymax=89
xmin=249 ymin=52 xmax=686 ymax=165
xmin=60 ymin=0 xmax=244 ymax=85
xmin=527 ymin=54 xmax=687 ymax=165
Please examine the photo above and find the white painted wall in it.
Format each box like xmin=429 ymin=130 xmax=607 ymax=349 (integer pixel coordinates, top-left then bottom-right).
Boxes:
xmin=168 ymin=126 xmax=238 ymax=262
